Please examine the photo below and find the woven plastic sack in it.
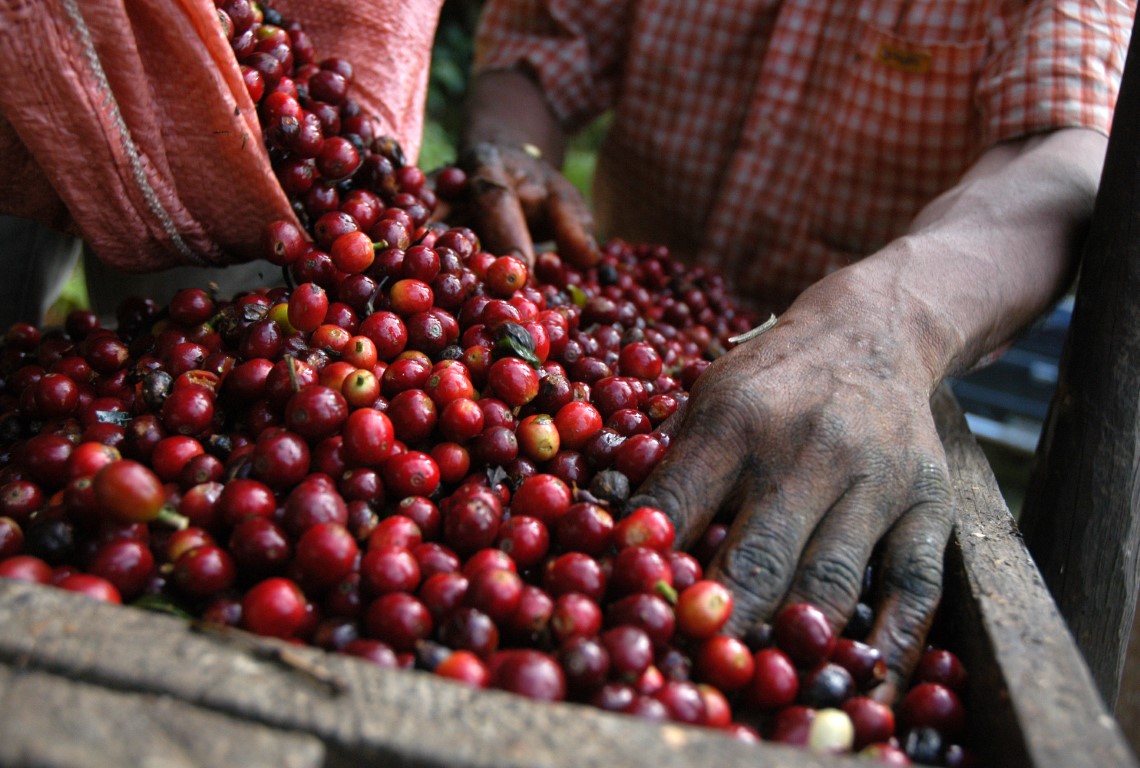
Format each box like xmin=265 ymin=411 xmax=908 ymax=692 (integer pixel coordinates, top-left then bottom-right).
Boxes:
xmin=0 ymin=0 xmax=442 ymax=272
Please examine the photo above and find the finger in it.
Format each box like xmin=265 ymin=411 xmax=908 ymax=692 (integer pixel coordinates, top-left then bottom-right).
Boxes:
xmin=545 ymin=177 xmax=599 ymax=268
xmin=780 ymin=485 xmax=892 ymax=634
xmin=865 ymin=485 xmax=955 ymax=703
xmin=466 ymin=171 xmax=536 ymax=266
xmin=459 ymin=144 xmax=536 ymax=265
xmin=626 ymin=398 xmax=753 ymax=548
xmin=708 ymin=469 xmax=848 ymax=636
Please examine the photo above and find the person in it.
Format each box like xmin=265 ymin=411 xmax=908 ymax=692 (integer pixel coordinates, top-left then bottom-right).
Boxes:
xmin=454 ymin=0 xmax=1136 ymax=699
xmin=0 ymin=0 xmax=442 ymax=326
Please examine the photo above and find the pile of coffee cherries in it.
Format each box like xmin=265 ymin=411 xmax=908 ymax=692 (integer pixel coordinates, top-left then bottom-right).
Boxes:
xmin=0 ymin=1 xmax=975 ymax=765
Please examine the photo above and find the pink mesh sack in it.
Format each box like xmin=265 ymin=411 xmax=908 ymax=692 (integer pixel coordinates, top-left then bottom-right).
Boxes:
xmin=0 ymin=0 xmax=442 ymax=272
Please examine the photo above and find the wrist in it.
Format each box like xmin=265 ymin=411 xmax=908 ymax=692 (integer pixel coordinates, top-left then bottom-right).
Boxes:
xmin=785 ymin=260 xmax=962 ymax=392
xmin=461 ymin=69 xmax=568 ymax=165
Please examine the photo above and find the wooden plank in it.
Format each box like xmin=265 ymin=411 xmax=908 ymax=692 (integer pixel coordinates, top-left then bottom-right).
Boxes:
xmin=933 ymin=386 xmax=1138 ymax=768
xmin=0 ymin=665 xmax=325 ymax=768
xmin=0 ymin=389 xmax=1133 ymax=767
xmin=1018 ymin=8 xmax=1140 ymax=706
xmin=0 ymin=580 xmax=850 ymax=768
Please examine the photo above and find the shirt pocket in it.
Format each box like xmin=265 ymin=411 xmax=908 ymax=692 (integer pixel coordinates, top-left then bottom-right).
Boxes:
xmin=807 ymin=23 xmax=988 ymax=256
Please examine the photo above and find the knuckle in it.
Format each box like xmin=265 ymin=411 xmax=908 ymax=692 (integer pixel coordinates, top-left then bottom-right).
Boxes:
xmin=880 ymin=541 xmax=945 ymax=614
xmin=715 ymin=533 xmax=798 ymax=608
xmin=909 ymin=459 xmax=953 ymax=507
xmin=806 ymin=408 xmax=853 ymax=453
xmin=683 ymin=385 xmax=767 ymax=442
xmin=795 ymin=555 xmax=864 ymax=616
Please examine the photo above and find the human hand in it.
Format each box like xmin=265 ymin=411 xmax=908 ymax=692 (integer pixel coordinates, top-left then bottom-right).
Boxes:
xmin=630 ymin=281 xmax=956 ymax=701
xmin=433 ymin=141 xmax=599 ymax=268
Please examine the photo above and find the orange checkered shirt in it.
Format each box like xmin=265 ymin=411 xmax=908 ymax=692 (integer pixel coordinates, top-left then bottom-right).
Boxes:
xmin=473 ymin=0 xmax=1134 ymax=312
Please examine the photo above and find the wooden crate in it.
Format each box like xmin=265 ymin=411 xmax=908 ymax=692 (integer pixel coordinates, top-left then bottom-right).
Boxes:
xmin=0 ymin=387 xmax=1135 ymax=768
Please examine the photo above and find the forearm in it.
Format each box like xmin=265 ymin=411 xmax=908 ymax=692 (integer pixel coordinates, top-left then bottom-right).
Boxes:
xmin=794 ymin=127 xmax=1105 ymax=389
xmin=461 ymin=69 xmax=570 ymax=167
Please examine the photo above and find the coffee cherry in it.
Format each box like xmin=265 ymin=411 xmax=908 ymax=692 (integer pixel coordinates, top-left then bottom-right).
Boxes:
xmin=341 ymin=408 xmax=395 ymax=466
xmin=87 ymin=538 xmax=154 ymax=600
xmin=914 ymin=647 xmax=969 ymax=692
xmin=842 ymin=695 xmax=896 ymax=750
xmin=361 ymin=545 xmax=420 ymax=595
xmin=57 ymin=573 xmax=122 ymax=604
xmin=287 ymin=283 xmax=329 ymax=333
xmin=263 ymin=219 xmax=309 ymax=266
xmin=798 ymin=661 xmax=856 ymax=709
xmin=613 ymin=506 xmax=675 ymax=552
xmin=485 ymin=256 xmax=528 ymax=298
xmin=171 ymin=544 xmax=237 ymax=599
xmin=464 ymin=567 xmax=524 ymax=625
xmin=770 ymin=705 xmax=816 ymax=746
xmin=600 ymin=625 xmax=654 ymax=683
xmin=495 ymin=515 xmax=549 ymax=570
xmin=694 ymin=635 xmax=754 ymax=692
xmin=91 ymin=460 xmax=167 ymax=525
xmin=295 ymin=522 xmax=358 ymax=590
xmin=807 ymin=708 xmax=855 ymax=754
xmin=748 ymin=647 xmax=799 ymax=709
xmin=674 ymin=579 xmax=733 ymax=639
xmin=899 ymin=682 xmax=966 ymax=737
xmin=486 ymin=357 xmax=539 ymax=408
xmin=383 ymin=450 xmax=440 ymax=499
xmin=438 ymin=606 xmax=499 ymax=658
xmin=242 ymin=577 xmax=308 ymax=639
xmin=365 ymin=592 xmax=432 ymax=652
xmin=489 ymin=649 xmax=566 ymax=702
xmin=774 ymin=602 xmax=837 ymax=668
xmin=434 ymin=649 xmax=489 ymax=688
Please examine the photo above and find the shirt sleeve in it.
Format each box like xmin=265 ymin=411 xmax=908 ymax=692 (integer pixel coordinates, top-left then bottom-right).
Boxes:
xmin=977 ymin=0 xmax=1135 ymax=145
xmin=472 ymin=0 xmax=633 ymax=131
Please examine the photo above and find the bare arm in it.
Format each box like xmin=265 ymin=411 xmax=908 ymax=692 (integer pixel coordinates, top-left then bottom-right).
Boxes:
xmin=855 ymin=127 xmax=1102 ymax=385
xmin=461 ymin=69 xmax=570 ymax=166
xmin=634 ymin=127 xmax=1106 ymax=698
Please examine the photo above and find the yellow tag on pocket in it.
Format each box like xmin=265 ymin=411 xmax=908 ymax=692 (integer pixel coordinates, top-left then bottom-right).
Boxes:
xmin=875 ymin=42 xmax=931 ymax=74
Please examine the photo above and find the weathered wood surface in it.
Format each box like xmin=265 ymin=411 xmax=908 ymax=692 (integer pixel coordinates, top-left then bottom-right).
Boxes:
xmin=932 ymin=386 xmax=1137 ymax=768
xmin=0 ymin=388 xmax=1133 ymax=767
xmin=0 ymin=579 xmax=851 ymax=768
xmin=1018 ymin=8 xmax=1140 ymax=707
xmin=0 ymin=665 xmax=325 ymax=768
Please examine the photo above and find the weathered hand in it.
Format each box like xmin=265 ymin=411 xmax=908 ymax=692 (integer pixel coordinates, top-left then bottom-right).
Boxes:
xmin=630 ymin=282 xmax=957 ymax=701
xmin=434 ymin=142 xmax=599 ymax=268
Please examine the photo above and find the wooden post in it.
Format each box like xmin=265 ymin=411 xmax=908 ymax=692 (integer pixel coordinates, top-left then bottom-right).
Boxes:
xmin=1019 ymin=10 xmax=1140 ymax=709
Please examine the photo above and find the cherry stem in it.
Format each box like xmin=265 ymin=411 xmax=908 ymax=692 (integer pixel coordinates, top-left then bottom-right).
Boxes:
xmin=366 ymin=276 xmax=389 ymax=316
xmin=285 ymin=354 xmax=300 ymax=393
xmin=654 ymin=580 xmax=678 ymax=605
xmin=155 ymin=507 xmax=190 ymax=531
